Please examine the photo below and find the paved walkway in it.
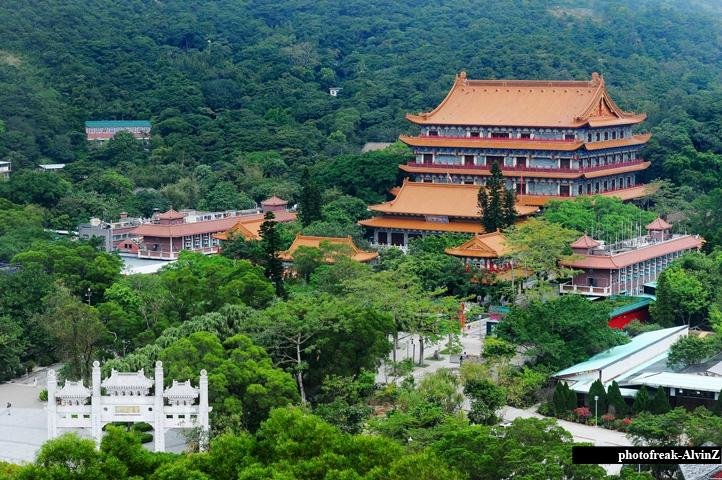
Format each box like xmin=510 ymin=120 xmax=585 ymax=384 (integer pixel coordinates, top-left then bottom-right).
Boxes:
xmin=376 ymin=319 xmax=486 ymax=384
xmin=500 ymin=405 xmax=628 ymax=475
xmin=376 ymin=321 xmax=629 ymax=476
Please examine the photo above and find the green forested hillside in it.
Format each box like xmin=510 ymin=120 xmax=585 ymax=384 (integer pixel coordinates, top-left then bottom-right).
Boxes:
xmin=0 ymin=0 xmax=721 ymax=228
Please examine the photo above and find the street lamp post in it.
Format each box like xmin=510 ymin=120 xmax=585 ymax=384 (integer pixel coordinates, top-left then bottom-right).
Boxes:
xmin=594 ymin=395 xmax=599 ymax=426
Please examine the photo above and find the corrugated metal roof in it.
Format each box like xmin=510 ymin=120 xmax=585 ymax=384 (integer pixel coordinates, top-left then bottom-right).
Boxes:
xmin=628 ymin=372 xmax=722 ymax=393
xmin=554 ymin=326 xmax=688 ymax=377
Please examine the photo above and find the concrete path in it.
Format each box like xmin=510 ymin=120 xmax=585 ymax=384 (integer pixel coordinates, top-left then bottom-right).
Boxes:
xmin=376 ymin=321 xmax=629 ymax=476
xmin=500 ymin=405 xmax=629 ymax=476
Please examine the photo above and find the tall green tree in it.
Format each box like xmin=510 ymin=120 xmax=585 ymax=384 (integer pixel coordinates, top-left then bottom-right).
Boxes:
xmin=298 ymin=167 xmax=322 ymax=227
xmin=259 ymin=212 xmax=285 ymax=296
xmin=632 ymin=386 xmax=652 ymax=414
xmin=606 ymin=380 xmax=628 ymax=416
xmin=39 ymin=284 xmax=109 ymax=380
xmin=588 ymin=379 xmax=608 ymax=418
xmin=650 ymin=388 xmax=671 ymax=414
xmin=496 ymin=295 xmax=628 ymax=371
xmin=478 ymin=161 xmax=515 ymax=232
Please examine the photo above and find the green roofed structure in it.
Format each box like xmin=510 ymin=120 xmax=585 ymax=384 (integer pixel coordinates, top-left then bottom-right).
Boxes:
xmin=85 ymin=120 xmax=151 ymax=142
xmin=554 ymin=325 xmax=722 ymax=410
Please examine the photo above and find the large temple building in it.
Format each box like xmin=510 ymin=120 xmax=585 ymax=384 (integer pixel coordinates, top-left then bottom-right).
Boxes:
xmin=399 ymin=72 xmax=650 ymax=203
xmin=359 ymin=181 xmax=537 ymax=248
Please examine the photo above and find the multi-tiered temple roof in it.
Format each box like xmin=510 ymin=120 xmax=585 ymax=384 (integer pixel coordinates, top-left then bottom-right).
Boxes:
xmin=406 ymin=72 xmax=646 ymax=128
xmin=397 ymin=72 xmax=651 ymax=205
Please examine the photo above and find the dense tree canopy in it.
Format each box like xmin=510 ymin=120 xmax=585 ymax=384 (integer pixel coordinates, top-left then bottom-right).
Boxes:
xmin=495 ymin=295 xmax=629 ymax=371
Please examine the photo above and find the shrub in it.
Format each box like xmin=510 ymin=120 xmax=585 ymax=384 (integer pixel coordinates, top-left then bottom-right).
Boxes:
xmin=483 ymin=337 xmax=516 ymax=358
xmin=573 ymin=406 xmax=591 ymax=423
xmin=132 ymin=422 xmax=153 ymax=432
xmin=38 ymin=389 xmax=48 ymax=402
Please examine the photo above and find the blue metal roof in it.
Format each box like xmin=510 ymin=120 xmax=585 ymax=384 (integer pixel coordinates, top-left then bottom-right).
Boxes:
xmin=85 ymin=120 xmax=150 ymax=128
xmin=554 ymin=325 xmax=688 ymax=377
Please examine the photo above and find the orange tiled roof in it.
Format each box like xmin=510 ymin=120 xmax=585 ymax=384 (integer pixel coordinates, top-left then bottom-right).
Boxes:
xmin=445 ymin=231 xmax=509 ymax=258
xmin=367 ymin=181 xmax=539 ymax=218
xmin=570 ymin=235 xmax=601 ymax=249
xmin=399 ymin=163 xmax=583 ymax=179
xmin=583 ymin=133 xmax=651 ymax=150
xmin=359 ymin=216 xmax=485 ymax=234
xmin=134 ymin=211 xmax=297 ymax=239
xmin=156 ymin=209 xmax=186 ymax=220
xmin=399 ymin=133 xmax=650 ymax=152
xmin=399 ymin=135 xmax=583 ymax=151
xmin=261 ymin=196 xmax=288 ymax=206
xmin=514 ymin=185 xmax=653 ymax=207
xmin=582 ymin=161 xmax=650 ymax=179
xmin=279 ymin=234 xmax=378 ymax=263
xmin=599 ymin=184 xmax=655 ymax=201
xmin=399 ymin=161 xmax=650 ymax=180
xmin=562 ymin=235 xmax=704 ymax=269
xmin=406 ymin=72 xmax=646 ymax=128
xmin=646 ymin=218 xmax=672 ymax=230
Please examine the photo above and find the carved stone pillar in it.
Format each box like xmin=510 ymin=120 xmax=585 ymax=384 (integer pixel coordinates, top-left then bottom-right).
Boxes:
xmin=154 ymin=361 xmax=165 ymax=452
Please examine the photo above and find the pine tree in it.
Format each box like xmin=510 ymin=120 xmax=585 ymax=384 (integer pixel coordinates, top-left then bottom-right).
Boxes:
xmin=298 ymin=167 xmax=322 ymax=226
xmin=606 ymin=380 xmax=628 ymax=416
xmin=650 ymin=388 xmax=671 ymax=414
xmin=552 ymin=382 xmax=568 ymax=414
xmin=259 ymin=211 xmax=285 ymax=296
xmin=502 ymin=187 xmax=517 ymax=228
xmin=632 ymin=386 xmax=651 ymax=414
xmin=480 ymin=161 xmax=516 ymax=231
xmin=588 ymin=379 xmax=608 ymax=416
xmin=565 ymin=383 xmax=578 ymax=410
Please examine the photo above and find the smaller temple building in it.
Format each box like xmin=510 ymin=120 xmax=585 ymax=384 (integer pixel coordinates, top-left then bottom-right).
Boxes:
xmin=359 ymin=181 xmax=538 ymax=249
xmin=47 ymin=361 xmax=209 ymax=452
xmin=444 ymin=231 xmax=511 ymax=272
xmin=279 ymin=234 xmax=379 ymax=265
xmin=130 ymin=201 xmax=296 ymax=260
xmin=560 ymin=218 xmax=704 ymax=296
xmin=85 ymin=120 xmax=151 ymax=142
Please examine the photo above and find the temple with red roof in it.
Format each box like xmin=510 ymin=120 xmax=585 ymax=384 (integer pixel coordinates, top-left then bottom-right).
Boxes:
xmin=279 ymin=234 xmax=379 ymax=264
xmin=358 ymin=180 xmax=538 ymax=248
xmin=130 ymin=198 xmax=296 ymax=260
xmin=399 ymin=72 xmax=651 ymax=203
xmin=560 ymin=218 xmax=704 ymax=296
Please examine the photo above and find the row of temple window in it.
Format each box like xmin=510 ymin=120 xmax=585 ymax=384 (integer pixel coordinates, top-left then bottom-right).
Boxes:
xmin=423 ymin=127 xmax=629 ymax=142
xmin=420 ymin=152 xmax=638 ymax=168
xmin=418 ymin=175 xmax=635 ymax=194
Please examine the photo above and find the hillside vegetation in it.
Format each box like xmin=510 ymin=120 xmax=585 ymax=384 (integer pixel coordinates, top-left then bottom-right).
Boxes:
xmin=0 ymin=0 xmax=721 ymax=231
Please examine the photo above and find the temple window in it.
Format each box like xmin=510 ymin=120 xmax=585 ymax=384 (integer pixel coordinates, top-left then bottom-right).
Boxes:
xmin=469 ymin=131 xmax=479 ymax=137
xmin=612 ymin=131 xmax=617 ymax=140
xmin=587 ymin=133 xmax=592 ymax=142
xmin=595 ymin=132 xmax=600 ymax=141
xmin=428 ymin=130 xmax=438 ymax=137
xmin=491 ymin=131 xmax=510 ymax=139
xmin=520 ymin=132 xmax=531 ymax=139
xmin=564 ymin=133 xmax=575 ymax=141
xmin=604 ymin=132 xmax=609 ymax=140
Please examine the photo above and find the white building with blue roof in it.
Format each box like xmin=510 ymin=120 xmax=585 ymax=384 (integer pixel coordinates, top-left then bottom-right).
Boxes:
xmin=553 ymin=325 xmax=722 ymax=409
